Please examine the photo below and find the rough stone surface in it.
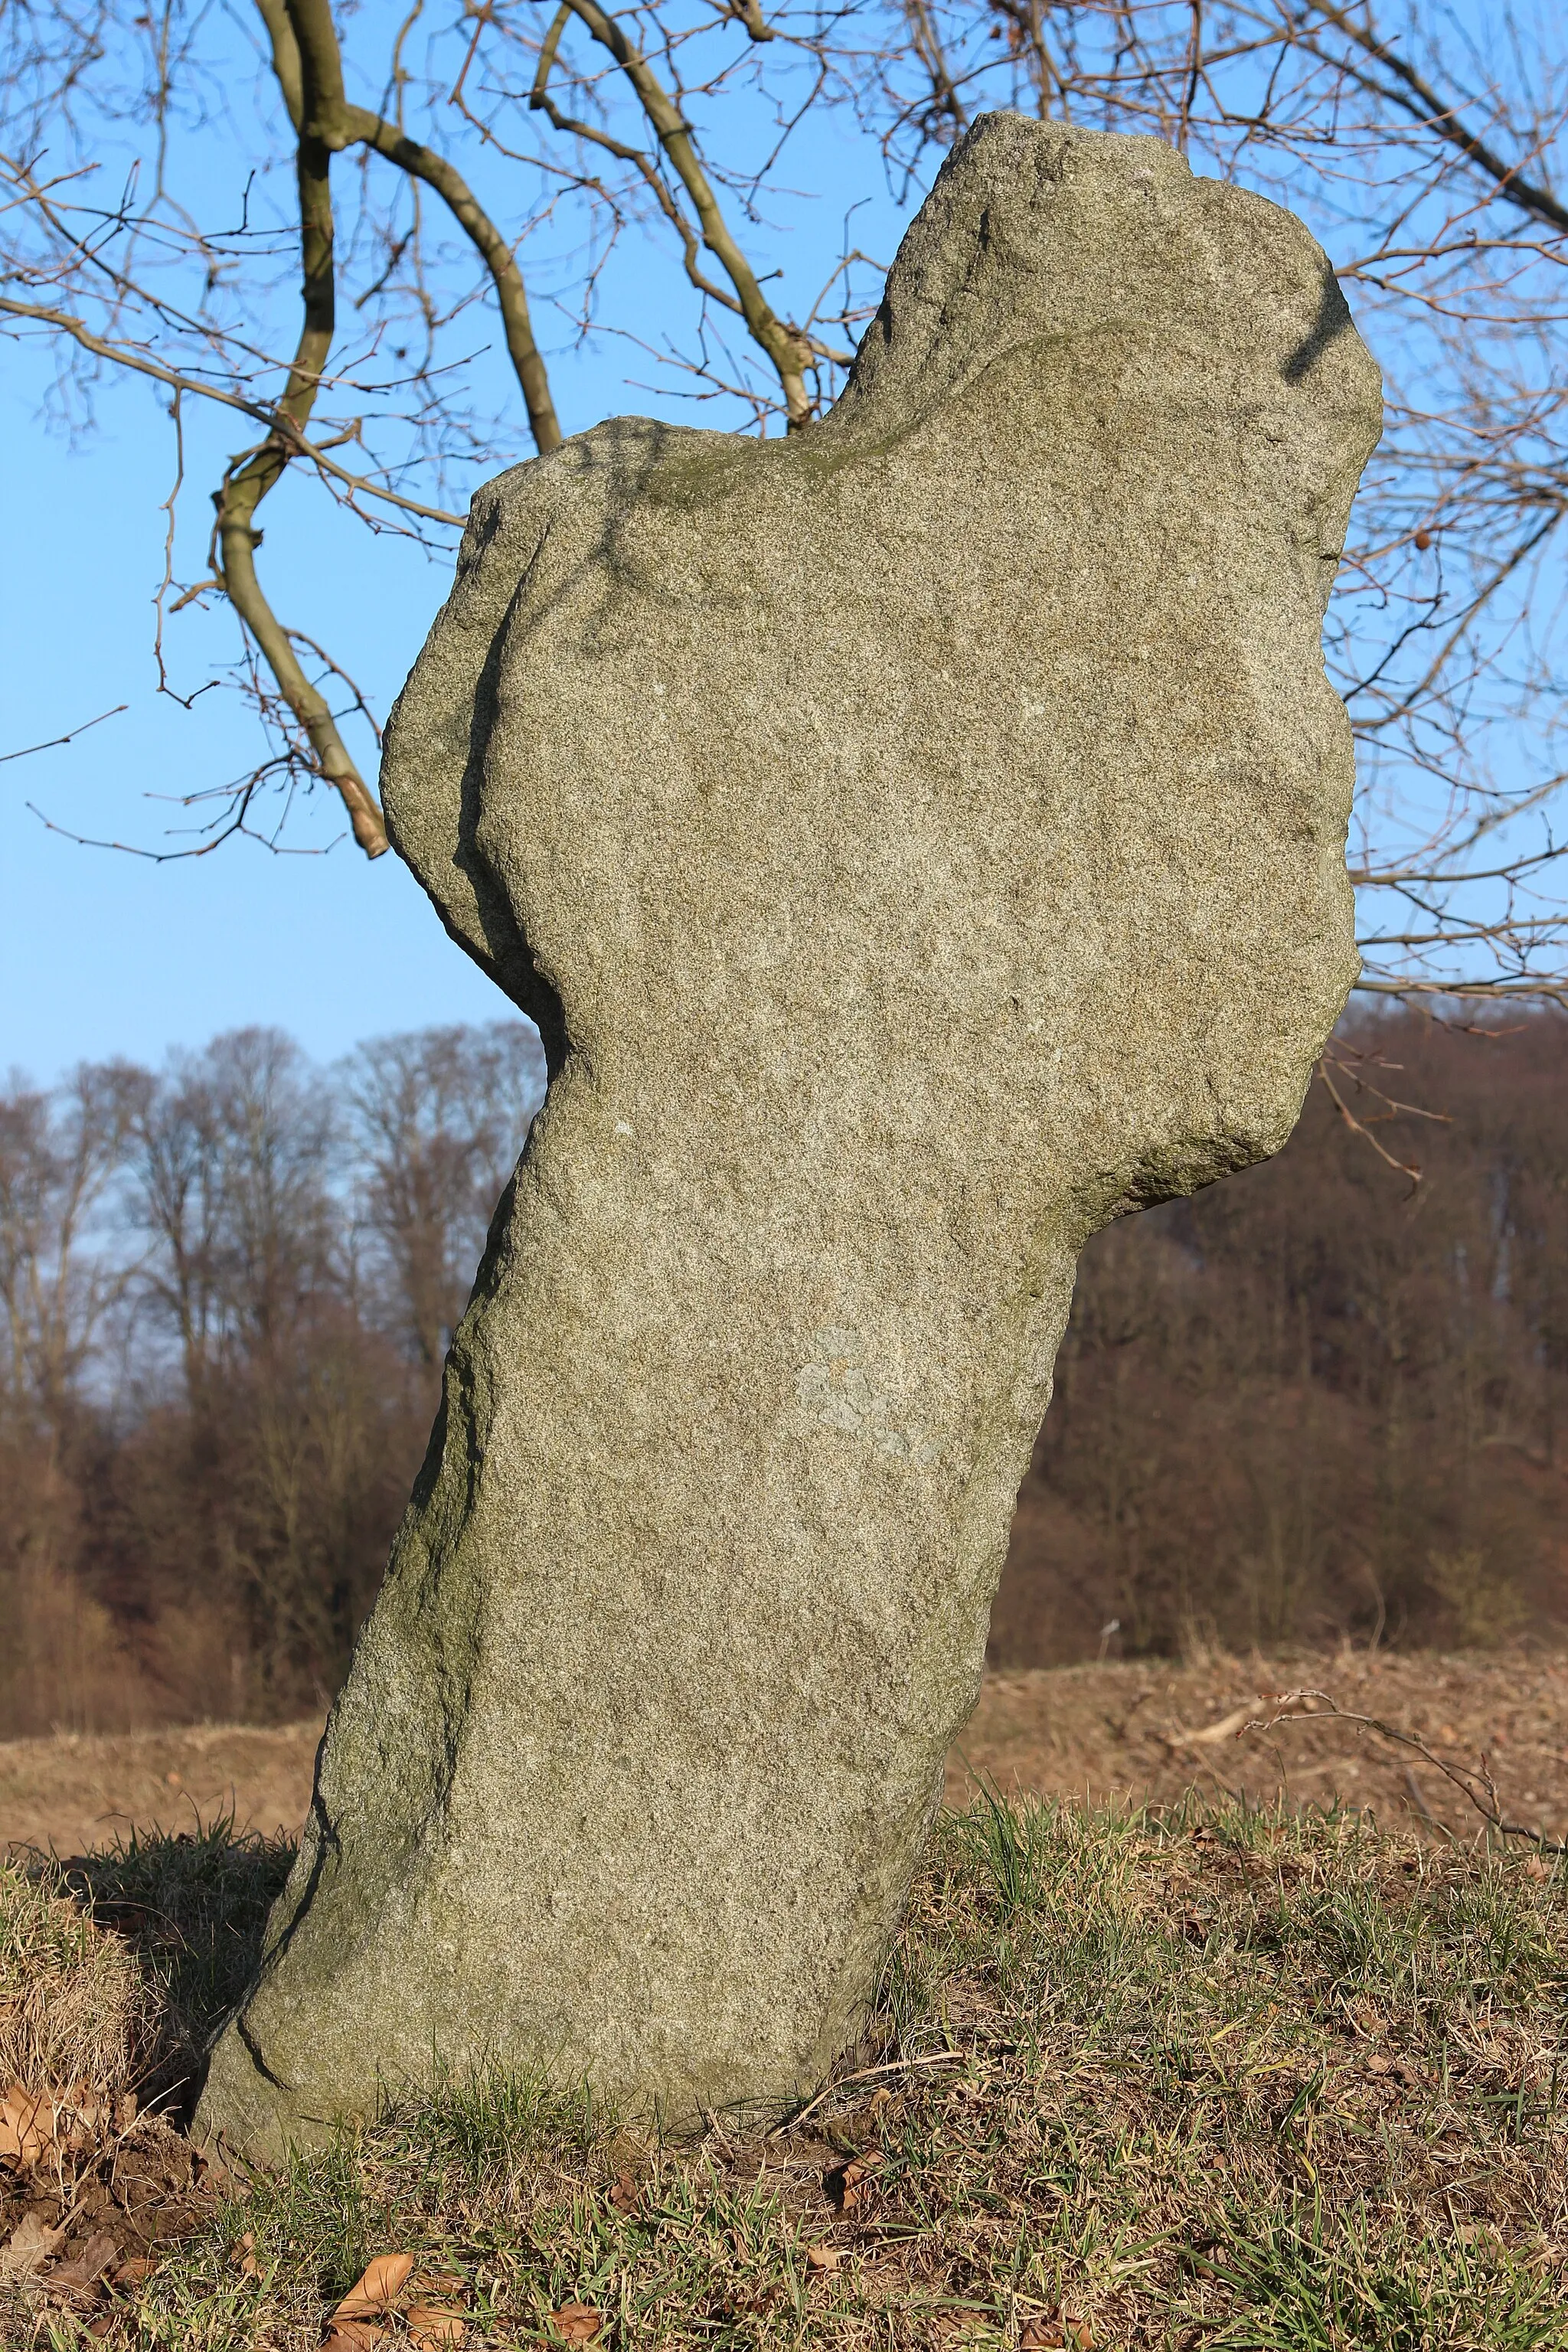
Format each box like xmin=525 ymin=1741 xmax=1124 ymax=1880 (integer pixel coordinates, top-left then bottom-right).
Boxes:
xmin=198 ymin=113 xmax=1380 ymax=2158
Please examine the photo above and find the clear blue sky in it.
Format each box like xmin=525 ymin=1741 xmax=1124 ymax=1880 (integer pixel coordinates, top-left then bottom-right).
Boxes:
xmin=2 ymin=401 xmax=505 ymax=1083
xmin=5 ymin=65 xmax=1532 ymax=1084
xmin=2 ymin=80 xmax=912 ymax=1086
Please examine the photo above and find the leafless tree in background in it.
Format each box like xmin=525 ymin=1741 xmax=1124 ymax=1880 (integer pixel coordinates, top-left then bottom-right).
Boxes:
xmin=0 ymin=1063 xmax=143 ymax=1437
xmin=0 ymin=1021 xmax=547 ymax=1730
xmin=2 ymin=1010 xmax=1563 ymax=1732
xmin=131 ymin=1028 xmax=339 ymax=1397
xmin=2 ymin=1 xmax=1566 ymax=1005
xmin=348 ymin=1022 xmax=547 ymax=1367
xmin=995 ymin=1008 xmax=1568 ymax=1666
xmin=0 ymin=1060 xmax=145 ymax=1733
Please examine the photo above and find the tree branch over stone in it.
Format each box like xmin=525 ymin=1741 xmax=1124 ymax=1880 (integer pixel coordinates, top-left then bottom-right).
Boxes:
xmin=256 ymin=0 xmax=563 ymax=454
xmin=528 ymin=0 xmax=815 ymax=423
xmin=0 ymin=294 xmax=468 ymax=528
xmin=207 ymin=0 xmax=389 ymax=859
xmin=2 ymin=0 xmax=1566 ymax=1001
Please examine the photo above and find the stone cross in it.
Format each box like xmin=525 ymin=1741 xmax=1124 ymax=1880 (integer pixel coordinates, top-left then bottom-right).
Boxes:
xmin=198 ymin=113 xmax=1380 ymax=2157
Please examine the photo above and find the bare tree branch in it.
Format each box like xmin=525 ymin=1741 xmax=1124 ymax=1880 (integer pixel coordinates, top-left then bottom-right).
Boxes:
xmin=0 ymin=295 xmax=468 ymax=526
xmin=193 ymin=2 xmax=386 ymax=856
xmin=1 ymin=706 xmax=126 ymax=766
xmin=1298 ymin=1 xmax=1568 ymax=237
xmin=546 ymin=0 xmax=815 ymax=422
xmin=274 ymin=0 xmax=562 ymax=453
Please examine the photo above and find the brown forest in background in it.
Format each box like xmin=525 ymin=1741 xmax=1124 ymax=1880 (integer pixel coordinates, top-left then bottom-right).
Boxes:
xmin=996 ymin=1013 xmax=1568 ymax=1668
xmin=2 ymin=1011 xmax=1564 ymax=1739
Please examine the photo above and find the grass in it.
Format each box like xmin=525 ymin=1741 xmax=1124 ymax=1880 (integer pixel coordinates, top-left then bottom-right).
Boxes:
xmin=49 ymin=1813 xmax=295 ymax=2115
xmin=3 ymin=1791 xmax=1566 ymax=2348
xmin=0 ymin=1860 xmax=152 ymax=2099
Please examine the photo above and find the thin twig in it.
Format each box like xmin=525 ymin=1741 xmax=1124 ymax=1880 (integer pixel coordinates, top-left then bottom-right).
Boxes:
xmin=1243 ymin=1689 xmax=1565 ymax=1855
xmin=1 ymin=706 xmax=127 ymax=765
xmin=0 ymin=296 xmax=467 ymax=528
xmin=767 ymin=2050 xmax=964 ymax=2137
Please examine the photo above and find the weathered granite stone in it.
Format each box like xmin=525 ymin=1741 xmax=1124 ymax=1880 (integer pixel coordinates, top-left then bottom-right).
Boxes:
xmin=198 ymin=113 xmax=1380 ymax=2157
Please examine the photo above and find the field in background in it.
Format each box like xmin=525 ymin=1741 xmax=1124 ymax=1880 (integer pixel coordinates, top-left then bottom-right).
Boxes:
xmin=7 ymin=1013 xmax=1567 ymax=1747
xmin=5 ymin=1648 xmax=1566 ymax=1860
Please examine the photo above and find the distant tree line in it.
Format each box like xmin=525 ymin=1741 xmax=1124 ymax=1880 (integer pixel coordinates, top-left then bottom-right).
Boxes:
xmin=995 ymin=1013 xmax=1568 ymax=1668
xmin=0 ymin=1023 xmax=544 ymax=1736
xmin=1 ymin=1011 xmax=1563 ymax=1736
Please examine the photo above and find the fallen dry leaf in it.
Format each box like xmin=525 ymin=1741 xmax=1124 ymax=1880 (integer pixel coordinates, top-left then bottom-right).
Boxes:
xmin=335 ymin=2252 xmax=417 ymax=2319
xmin=0 ymin=2083 xmax=109 ymax=2170
xmin=550 ymin=2301 xmax=603 ymax=2343
xmin=0 ymin=2084 xmax=53 ymax=2169
xmin=408 ymin=2306 xmax=467 ymax=2347
xmin=0 ymin=2212 xmax=65 ymax=2280
xmin=410 ymin=2269 xmax=465 ymax=2298
xmin=407 ymin=2268 xmax=469 ymax=2347
xmin=838 ymin=2148 xmax=884 ymax=2213
xmin=323 ymin=2251 xmax=417 ymax=2347
xmin=50 ymin=2230 xmax=121 ymax=2292
xmin=805 ymin=2243 xmax=841 ymax=2274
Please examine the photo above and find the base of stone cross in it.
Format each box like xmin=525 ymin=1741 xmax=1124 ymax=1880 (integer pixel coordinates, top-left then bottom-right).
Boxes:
xmin=195 ymin=113 xmax=1380 ymax=2160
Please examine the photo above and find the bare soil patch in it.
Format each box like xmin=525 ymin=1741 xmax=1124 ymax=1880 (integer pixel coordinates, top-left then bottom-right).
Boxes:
xmin=0 ymin=1724 xmax=318 ymax=1859
xmin=947 ymin=1646 xmax=1568 ymax=1841
xmin=5 ymin=1648 xmax=1565 ymax=1860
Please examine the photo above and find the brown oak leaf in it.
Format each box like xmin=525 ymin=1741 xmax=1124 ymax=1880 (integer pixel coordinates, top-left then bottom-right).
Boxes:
xmin=409 ymin=2307 xmax=467 ymax=2347
xmin=0 ymin=2085 xmax=53 ymax=2169
xmin=335 ymin=2252 xmax=416 ymax=2319
xmin=550 ymin=2301 xmax=603 ymax=2344
xmin=839 ymin=2148 xmax=884 ymax=2212
xmin=323 ymin=2250 xmax=417 ymax=2347
xmin=50 ymin=2231 xmax=121 ymax=2292
xmin=0 ymin=2213 xmax=64 ymax=2281
xmin=407 ymin=2269 xmax=469 ymax=2347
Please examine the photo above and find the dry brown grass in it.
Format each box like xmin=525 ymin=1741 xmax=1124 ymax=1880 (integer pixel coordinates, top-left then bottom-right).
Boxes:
xmin=0 ymin=1861 xmax=152 ymax=2100
xmin=950 ymin=1647 xmax=1568 ymax=1838
xmin=5 ymin=1652 xmax=1568 ymax=2344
